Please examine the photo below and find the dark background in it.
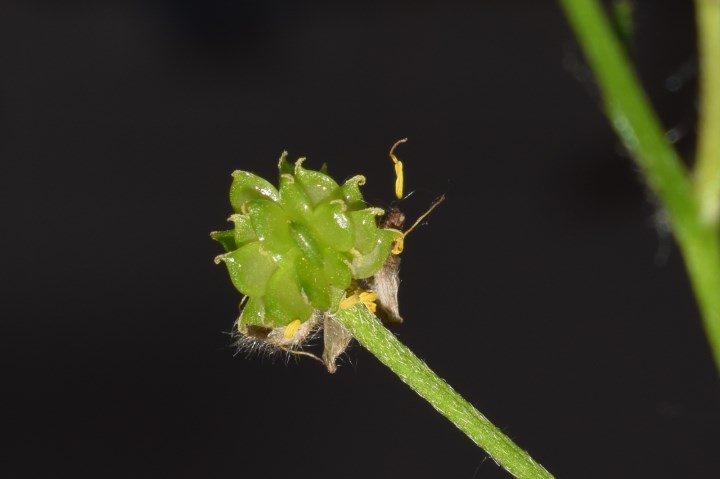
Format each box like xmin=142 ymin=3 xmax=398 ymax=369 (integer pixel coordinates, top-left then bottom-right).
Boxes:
xmin=2 ymin=1 xmax=719 ymax=477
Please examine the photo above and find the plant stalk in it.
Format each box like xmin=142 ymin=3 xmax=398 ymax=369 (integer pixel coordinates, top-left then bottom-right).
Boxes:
xmin=334 ymin=304 xmax=554 ymax=479
xmin=694 ymin=0 xmax=720 ymax=225
xmin=558 ymin=0 xmax=720 ymax=372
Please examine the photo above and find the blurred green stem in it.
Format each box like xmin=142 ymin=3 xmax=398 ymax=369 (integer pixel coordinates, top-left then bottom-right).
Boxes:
xmin=334 ymin=304 xmax=554 ymax=479
xmin=558 ymin=0 xmax=720 ymax=373
xmin=694 ymin=0 xmax=720 ymax=224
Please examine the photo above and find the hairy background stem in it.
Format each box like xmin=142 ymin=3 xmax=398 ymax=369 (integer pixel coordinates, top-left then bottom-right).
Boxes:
xmin=334 ymin=304 xmax=554 ymax=479
xmin=694 ymin=0 xmax=720 ymax=224
xmin=558 ymin=0 xmax=720 ymax=372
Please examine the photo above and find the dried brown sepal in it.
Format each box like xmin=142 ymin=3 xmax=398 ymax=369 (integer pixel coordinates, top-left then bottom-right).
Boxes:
xmin=233 ymin=310 xmax=354 ymax=373
xmin=322 ymin=314 xmax=353 ymax=373
xmin=233 ymin=311 xmax=323 ymax=361
xmin=362 ymin=254 xmax=403 ymax=326
xmin=360 ymin=207 xmax=405 ymax=327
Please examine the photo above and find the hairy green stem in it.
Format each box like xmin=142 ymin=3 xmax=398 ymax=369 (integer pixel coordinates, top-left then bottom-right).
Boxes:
xmin=559 ymin=0 xmax=720 ymax=372
xmin=559 ymin=0 xmax=694 ymax=224
xmin=694 ymin=0 xmax=720 ymax=224
xmin=333 ymin=304 xmax=554 ymax=479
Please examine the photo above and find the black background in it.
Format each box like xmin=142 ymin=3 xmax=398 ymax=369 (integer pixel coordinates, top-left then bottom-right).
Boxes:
xmin=2 ymin=1 xmax=719 ymax=478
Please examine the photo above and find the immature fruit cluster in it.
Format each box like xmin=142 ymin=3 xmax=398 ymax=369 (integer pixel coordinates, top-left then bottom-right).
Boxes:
xmin=212 ymin=152 xmax=402 ymax=335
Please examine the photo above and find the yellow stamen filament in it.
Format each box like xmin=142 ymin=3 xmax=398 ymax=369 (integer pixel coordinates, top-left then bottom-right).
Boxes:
xmin=404 ymin=194 xmax=446 ymax=238
xmin=284 ymin=319 xmax=302 ymax=338
xmin=389 ymin=138 xmax=407 ymax=200
xmin=391 ymin=194 xmax=446 ymax=256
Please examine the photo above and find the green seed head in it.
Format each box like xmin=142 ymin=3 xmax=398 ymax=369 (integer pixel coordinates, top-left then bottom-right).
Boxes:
xmin=212 ymin=152 xmax=402 ymax=332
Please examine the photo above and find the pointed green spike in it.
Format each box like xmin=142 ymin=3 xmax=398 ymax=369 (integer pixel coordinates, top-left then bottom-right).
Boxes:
xmin=210 ymin=229 xmax=237 ymax=252
xmin=278 ymin=151 xmax=293 ymax=176
xmin=341 ymin=175 xmax=367 ymax=210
